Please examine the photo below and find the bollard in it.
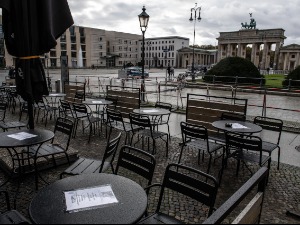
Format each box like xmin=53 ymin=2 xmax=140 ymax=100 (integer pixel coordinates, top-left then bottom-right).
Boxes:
xmin=55 ymin=80 xmax=61 ymax=93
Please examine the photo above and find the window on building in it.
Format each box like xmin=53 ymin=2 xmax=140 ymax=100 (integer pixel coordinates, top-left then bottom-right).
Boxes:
xmin=99 ymin=37 xmax=103 ymax=42
xmin=292 ymin=55 xmax=296 ymax=58
xmin=99 ymin=45 xmax=103 ymax=50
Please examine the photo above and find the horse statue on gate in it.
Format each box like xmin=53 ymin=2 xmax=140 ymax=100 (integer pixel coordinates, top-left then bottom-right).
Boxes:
xmin=241 ymin=13 xmax=257 ymax=29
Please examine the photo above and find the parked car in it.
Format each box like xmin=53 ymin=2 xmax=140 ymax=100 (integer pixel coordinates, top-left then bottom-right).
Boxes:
xmin=126 ymin=67 xmax=149 ymax=78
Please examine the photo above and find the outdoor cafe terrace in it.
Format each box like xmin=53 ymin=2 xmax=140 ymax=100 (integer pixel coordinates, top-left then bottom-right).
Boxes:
xmin=0 ymin=85 xmax=299 ymax=224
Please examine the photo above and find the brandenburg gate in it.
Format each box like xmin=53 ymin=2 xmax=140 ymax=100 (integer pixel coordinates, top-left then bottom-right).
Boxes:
xmin=217 ymin=28 xmax=286 ymax=70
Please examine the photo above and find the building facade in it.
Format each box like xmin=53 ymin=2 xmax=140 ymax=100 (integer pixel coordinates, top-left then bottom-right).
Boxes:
xmin=279 ymin=44 xmax=300 ymax=71
xmin=139 ymin=36 xmax=190 ymax=68
xmin=177 ymin=47 xmax=218 ymax=69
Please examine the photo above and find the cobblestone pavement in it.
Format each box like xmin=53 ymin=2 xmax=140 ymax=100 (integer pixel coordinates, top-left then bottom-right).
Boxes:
xmin=0 ymin=109 xmax=299 ymax=224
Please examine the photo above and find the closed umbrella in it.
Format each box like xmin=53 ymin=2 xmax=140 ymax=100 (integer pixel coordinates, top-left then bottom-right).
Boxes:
xmin=0 ymin=0 xmax=74 ymax=129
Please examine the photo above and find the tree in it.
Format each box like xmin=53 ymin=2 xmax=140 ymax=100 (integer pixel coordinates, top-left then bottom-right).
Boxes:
xmin=204 ymin=57 xmax=264 ymax=85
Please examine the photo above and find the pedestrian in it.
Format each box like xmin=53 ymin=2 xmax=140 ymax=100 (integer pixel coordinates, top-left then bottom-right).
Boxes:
xmin=167 ymin=65 xmax=171 ymax=78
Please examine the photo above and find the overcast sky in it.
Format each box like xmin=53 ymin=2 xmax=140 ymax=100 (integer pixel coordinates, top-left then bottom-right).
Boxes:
xmin=67 ymin=0 xmax=300 ymax=46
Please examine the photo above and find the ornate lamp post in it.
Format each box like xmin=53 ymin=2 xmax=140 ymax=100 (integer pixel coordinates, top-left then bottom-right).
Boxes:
xmin=138 ymin=6 xmax=150 ymax=102
xmin=189 ymin=3 xmax=201 ymax=82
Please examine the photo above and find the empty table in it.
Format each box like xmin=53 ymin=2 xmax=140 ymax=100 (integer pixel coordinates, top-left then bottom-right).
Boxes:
xmin=212 ymin=120 xmax=262 ymax=134
xmin=83 ymin=99 xmax=113 ymax=117
xmin=133 ymin=108 xmax=170 ymax=117
xmin=29 ymin=173 xmax=148 ymax=224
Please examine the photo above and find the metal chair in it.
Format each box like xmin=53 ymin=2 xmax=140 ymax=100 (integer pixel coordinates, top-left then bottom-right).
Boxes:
xmin=129 ymin=113 xmax=169 ymax=157
xmin=254 ymin=116 xmax=283 ymax=170
xmin=74 ymin=91 xmax=85 ymax=103
xmin=0 ymin=102 xmax=26 ymax=132
xmin=154 ymin=102 xmax=172 ymax=139
xmin=138 ymin=164 xmax=219 ymax=224
xmin=73 ymin=103 xmax=102 ymax=142
xmin=179 ymin=122 xmax=225 ymax=175
xmin=210 ymin=112 xmax=246 ymax=144
xmin=219 ymin=132 xmax=271 ymax=185
xmin=115 ymin=146 xmax=156 ymax=193
xmin=106 ymin=109 xmax=140 ymax=144
xmin=28 ymin=118 xmax=74 ymax=190
xmin=60 ymin=132 xmax=122 ymax=178
xmin=0 ymin=191 xmax=30 ymax=224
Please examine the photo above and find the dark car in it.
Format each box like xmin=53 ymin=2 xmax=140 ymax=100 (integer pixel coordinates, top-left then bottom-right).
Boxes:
xmin=126 ymin=67 xmax=149 ymax=78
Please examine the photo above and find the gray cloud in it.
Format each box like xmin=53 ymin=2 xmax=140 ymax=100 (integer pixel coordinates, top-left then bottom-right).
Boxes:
xmin=67 ymin=0 xmax=300 ymax=45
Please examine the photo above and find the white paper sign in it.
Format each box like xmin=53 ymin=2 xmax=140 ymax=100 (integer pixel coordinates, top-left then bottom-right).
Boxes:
xmin=232 ymin=123 xmax=250 ymax=129
xmin=7 ymin=132 xmax=38 ymax=141
xmin=142 ymin=109 xmax=159 ymax=113
xmin=92 ymin=101 xmax=103 ymax=104
xmin=64 ymin=185 xmax=118 ymax=212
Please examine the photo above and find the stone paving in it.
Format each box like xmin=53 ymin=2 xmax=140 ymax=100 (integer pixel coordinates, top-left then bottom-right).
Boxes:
xmin=0 ymin=109 xmax=299 ymax=224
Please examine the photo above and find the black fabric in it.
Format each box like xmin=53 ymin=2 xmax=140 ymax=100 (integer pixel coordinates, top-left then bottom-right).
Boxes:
xmin=1 ymin=0 xmax=74 ymax=102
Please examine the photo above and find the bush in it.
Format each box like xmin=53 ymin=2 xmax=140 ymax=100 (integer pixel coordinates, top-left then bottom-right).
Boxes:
xmin=204 ymin=57 xmax=264 ymax=85
xmin=283 ymin=66 xmax=300 ymax=87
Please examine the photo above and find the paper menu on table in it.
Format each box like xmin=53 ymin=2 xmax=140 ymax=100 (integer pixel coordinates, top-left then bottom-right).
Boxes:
xmin=7 ymin=132 xmax=38 ymax=141
xmin=64 ymin=185 xmax=118 ymax=212
xmin=232 ymin=123 xmax=250 ymax=129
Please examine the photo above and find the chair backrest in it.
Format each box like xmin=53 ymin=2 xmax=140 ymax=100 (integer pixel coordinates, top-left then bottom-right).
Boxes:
xmin=0 ymin=102 xmax=7 ymax=121
xmin=59 ymin=100 xmax=74 ymax=118
xmin=107 ymin=109 xmax=124 ymax=124
xmin=115 ymin=146 xmax=156 ymax=189
xmin=105 ymin=95 xmax=118 ymax=110
xmin=72 ymin=103 xmax=88 ymax=118
xmin=181 ymin=122 xmax=209 ymax=142
xmin=99 ymin=132 xmax=122 ymax=173
xmin=156 ymin=164 xmax=219 ymax=217
xmin=129 ymin=113 xmax=152 ymax=129
xmin=53 ymin=118 xmax=74 ymax=151
xmin=155 ymin=102 xmax=172 ymax=111
xmin=254 ymin=116 xmax=283 ymax=145
xmin=221 ymin=112 xmax=246 ymax=122
xmin=226 ymin=132 xmax=262 ymax=153
xmin=74 ymin=91 xmax=85 ymax=103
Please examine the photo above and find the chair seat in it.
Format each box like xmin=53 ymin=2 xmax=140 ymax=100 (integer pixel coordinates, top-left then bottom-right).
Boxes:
xmin=262 ymin=141 xmax=278 ymax=153
xmin=185 ymin=139 xmax=224 ymax=153
xmin=209 ymin=133 xmax=226 ymax=143
xmin=0 ymin=210 xmax=30 ymax=224
xmin=29 ymin=144 xmax=66 ymax=158
xmin=63 ymin=157 xmax=110 ymax=175
xmin=89 ymin=117 xmax=102 ymax=123
xmin=0 ymin=121 xmax=26 ymax=130
xmin=230 ymin=150 xmax=271 ymax=166
xmin=139 ymin=212 xmax=184 ymax=224
xmin=109 ymin=122 xmax=140 ymax=133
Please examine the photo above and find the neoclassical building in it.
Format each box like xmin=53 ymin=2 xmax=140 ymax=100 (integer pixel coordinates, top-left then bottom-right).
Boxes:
xmin=279 ymin=44 xmax=300 ymax=71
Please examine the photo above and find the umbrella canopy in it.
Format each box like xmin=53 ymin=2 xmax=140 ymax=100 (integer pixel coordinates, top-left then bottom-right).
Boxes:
xmin=0 ymin=0 xmax=74 ymax=129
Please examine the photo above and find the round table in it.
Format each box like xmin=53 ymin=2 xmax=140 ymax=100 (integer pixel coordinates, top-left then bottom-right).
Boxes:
xmin=133 ymin=108 xmax=170 ymax=117
xmin=212 ymin=120 xmax=262 ymax=134
xmin=83 ymin=99 xmax=113 ymax=106
xmin=0 ymin=129 xmax=54 ymax=149
xmin=29 ymin=174 xmax=148 ymax=224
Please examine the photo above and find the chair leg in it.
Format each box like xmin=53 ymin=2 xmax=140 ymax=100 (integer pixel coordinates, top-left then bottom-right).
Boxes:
xmin=277 ymin=147 xmax=281 ymax=170
xmin=178 ymin=145 xmax=185 ymax=164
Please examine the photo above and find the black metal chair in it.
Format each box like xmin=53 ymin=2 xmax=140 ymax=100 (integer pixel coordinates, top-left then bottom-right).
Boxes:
xmin=138 ymin=164 xmax=219 ymax=224
xmin=210 ymin=112 xmax=246 ymax=144
xmin=59 ymin=100 xmax=74 ymax=119
xmin=115 ymin=146 xmax=156 ymax=193
xmin=254 ymin=116 xmax=283 ymax=170
xmin=153 ymin=102 xmax=172 ymax=139
xmin=106 ymin=109 xmax=140 ymax=144
xmin=0 ymin=102 xmax=26 ymax=132
xmin=28 ymin=118 xmax=74 ymax=190
xmin=60 ymin=132 xmax=122 ymax=178
xmin=0 ymin=191 xmax=30 ymax=224
xmin=73 ymin=103 xmax=102 ymax=142
xmin=129 ymin=113 xmax=169 ymax=157
xmin=74 ymin=91 xmax=85 ymax=103
xmin=179 ymin=122 xmax=225 ymax=175
xmin=36 ymin=97 xmax=57 ymax=127
xmin=219 ymin=132 xmax=271 ymax=185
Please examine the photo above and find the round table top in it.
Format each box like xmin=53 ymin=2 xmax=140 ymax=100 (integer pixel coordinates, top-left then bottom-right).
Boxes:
xmin=29 ymin=174 xmax=148 ymax=224
xmin=212 ymin=120 xmax=262 ymax=134
xmin=0 ymin=129 xmax=54 ymax=148
xmin=47 ymin=93 xmax=67 ymax=98
xmin=83 ymin=99 xmax=113 ymax=106
xmin=133 ymin=107 xmax=170 ymax=116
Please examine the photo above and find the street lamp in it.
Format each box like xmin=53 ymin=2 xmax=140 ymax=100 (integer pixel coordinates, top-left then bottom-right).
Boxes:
xmin=189 ymin=3 xmax=201 ymax=82
xmin=138 ymin=6 xmax=150 ymax=102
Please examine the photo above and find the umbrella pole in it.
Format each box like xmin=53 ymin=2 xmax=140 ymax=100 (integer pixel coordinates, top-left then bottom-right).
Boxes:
xmin=28 ymin=99 xmax=35 ymax=130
